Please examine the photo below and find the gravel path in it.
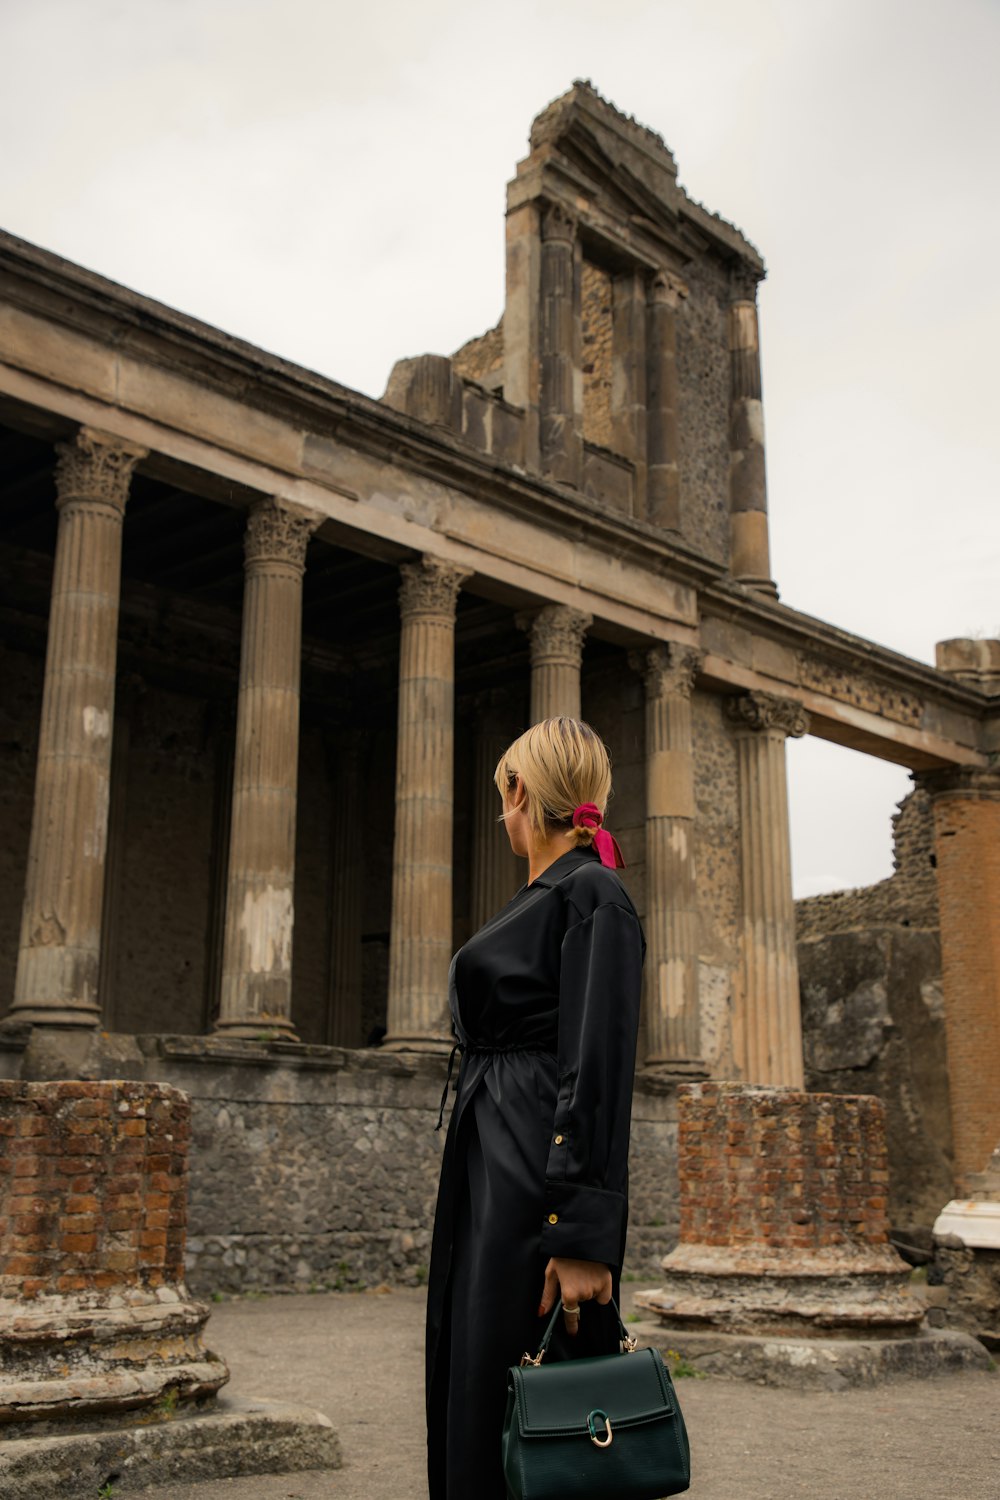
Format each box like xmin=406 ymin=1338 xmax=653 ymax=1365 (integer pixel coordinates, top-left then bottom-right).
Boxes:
xmin=128 ymin=1287 xmax=998 ymax=1500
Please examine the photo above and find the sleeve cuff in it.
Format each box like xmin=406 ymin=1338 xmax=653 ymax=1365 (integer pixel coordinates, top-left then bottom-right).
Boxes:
xmin=539 ymin=1180 xmax=627 ymax=1267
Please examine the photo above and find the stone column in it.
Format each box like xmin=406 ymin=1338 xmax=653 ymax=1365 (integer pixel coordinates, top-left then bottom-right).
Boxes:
xmin=326 ymin=729 xmax=365 ymax=1048
xmin=728 ymin=272 xmax=777 ymax=596
xmin=470 ymin=700 xmax=522 ymax=931
xmin=539 ymin=202 xmax=582 ymax=487
xmin=631 ymin=643 xmax=704 ymax=1071
xmin=726 ymin=691 xmax=809 ymax=1087
xmin=215 ymin=498 xmax=320 ymax=1038
xmin=646 ymin=270 xmax=686 ymax=531
xmin=9 ymin=428 xmax=146 ymax=1028
xmin=518 ymin=604 xmax=591 ymax=722
xmin=384 ymin=556 xmax=470 ymax=1052
xmin=920 ymin=765 xmax=1000 ymax=1190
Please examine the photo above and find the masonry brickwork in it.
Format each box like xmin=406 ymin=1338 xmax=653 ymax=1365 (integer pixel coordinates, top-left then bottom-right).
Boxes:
xmin=677 ymin=1082 xmax=892 ymax=1256
xmin=0 ymin=1080 xmax=188 ymax=1298
xmin=638 ymin=1082 xmax=920 ymax=1337
xmin=929 ymin=779 xmax=1000 ymax=1186
xmin=0 ymin=1079 xmax=229 ymax=1428
xmin=581 ymin=259 xmax=614 ymax=451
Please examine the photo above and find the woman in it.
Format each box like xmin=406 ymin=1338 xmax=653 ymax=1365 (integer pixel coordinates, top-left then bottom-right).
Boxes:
xmin=425 ymin=716 xmax=646 ymax=1500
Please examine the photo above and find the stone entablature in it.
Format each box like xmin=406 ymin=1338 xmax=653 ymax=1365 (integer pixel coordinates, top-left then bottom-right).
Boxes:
xmin=0 ymin=230 xmax=992 ymax=775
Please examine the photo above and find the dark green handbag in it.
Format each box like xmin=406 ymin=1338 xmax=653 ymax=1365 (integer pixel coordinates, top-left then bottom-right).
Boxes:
xmin=501 ymin=1298 xmax=691 ymax=1500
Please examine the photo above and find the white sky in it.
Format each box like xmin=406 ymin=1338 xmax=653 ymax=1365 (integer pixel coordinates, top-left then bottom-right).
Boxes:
xmin=2 ymin=0 xmax=998 ymax=897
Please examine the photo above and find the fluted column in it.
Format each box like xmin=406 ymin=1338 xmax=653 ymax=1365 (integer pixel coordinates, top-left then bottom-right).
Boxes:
xmin=10 ymin=427 xmax=146 ymax=1027
xmin=470 ymin=698 xmax=522 ymax=931
xmin=539 ymin=202 xmax=582 ymax=487
xmin=384 ymin=556 xmax=471 ymax=1051
xmin=517 ymin=604 xmax=591 ymax=722
xmin=215 ymin=498 xmax=320 ymax=1037
xmin=727 ymin=691 xmax=809 ymax=1086
xmin=326 ymin=729 xmax=365 ymax=1048
xmin=632 ymin=643 xmax=704 ymax=1070
xmin=728 ymin=272 xmax=777 ymax=596
xmin=646 ymin=271 xmax=685 ymax=531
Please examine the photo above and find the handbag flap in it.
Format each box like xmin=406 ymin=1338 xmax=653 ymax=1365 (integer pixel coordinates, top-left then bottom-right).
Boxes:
xmin=511 ymin=1349 xmax=674 ymax=1437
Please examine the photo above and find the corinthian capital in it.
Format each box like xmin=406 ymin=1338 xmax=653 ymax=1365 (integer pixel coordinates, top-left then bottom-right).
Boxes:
xmin=55 ymin=427 xmax=148 ymax=515
xmin=630 ymin=642 xmax=702 ymax=701
xmin=725 ymin=691 xmax=809 ymax=738
xmin=399 ymin=556 xmax=471 ymax=621
xmin=517 ymin=604 xmax=592 ymax=665
xmin=244 ymin=498 xmax=321 ymax=572
xmin=541 ymin=201 xmax=577 ymax=244
xmin=649 ymin=270 xmax=689 ymax=309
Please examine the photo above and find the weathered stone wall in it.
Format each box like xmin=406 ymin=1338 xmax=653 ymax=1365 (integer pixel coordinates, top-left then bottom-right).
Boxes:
xmin=581 ymin=259 xmax=613 ymax=451
xmin=107 ymin=687 xmax=223 ymax=1037
xmin=452 ymin=319 xmax=503 ymax=387
xmin=796 ymin=787 xmax=938 ymax=938
xmin=795 ymin=789 xmax=952 ymax=1232
xmin=675 ymin=254 xmax=731 ymax=566
xmin=126 ymin=1045 xmax=673 ymax=1295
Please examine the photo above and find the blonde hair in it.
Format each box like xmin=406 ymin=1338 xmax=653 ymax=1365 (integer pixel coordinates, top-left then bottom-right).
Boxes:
xmin=494 ymin=718 xmax=613 ymax=849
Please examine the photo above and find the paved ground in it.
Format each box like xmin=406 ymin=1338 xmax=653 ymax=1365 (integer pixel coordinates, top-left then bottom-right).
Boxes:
xmin=131 ymin=1286 xmax=999 ymax=1500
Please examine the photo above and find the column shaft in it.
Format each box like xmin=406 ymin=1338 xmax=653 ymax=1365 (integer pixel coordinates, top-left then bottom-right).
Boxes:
xmin=727 ymin=692 xmax=808 ymax=1086
xmin=384 ymin=557 xmax=470 ymax=1051
xmin=470 ymin=718 xmax=521 ymax=931
xmin=923 ymin=768 xmax=1000 ymax=1189
xmin=633 ymin=644 xmax=704 ymax=1068
xmin=539 ymin=203 xmax=582 ymax=487
xmin=518 ymin=605 xmax=591 ymax=722
xmin=11 ymin=428 xmax=145 ymax=1027
xmin=216 ymin=499 xmax=319 ymax=1036
xmin=646 ymin=272 xmax=684 ymax=531
xmin=728 ymin=277 xmax=777 ymax=595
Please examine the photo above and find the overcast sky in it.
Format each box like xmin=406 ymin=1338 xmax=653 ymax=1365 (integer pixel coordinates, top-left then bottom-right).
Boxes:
xmin=2 ymin=0 xmax=997 ymax=897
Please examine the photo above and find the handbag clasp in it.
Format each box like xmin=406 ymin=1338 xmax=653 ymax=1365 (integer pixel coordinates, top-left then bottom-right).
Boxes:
xmin=587 ymin=1408 xmax=613 ymax=1448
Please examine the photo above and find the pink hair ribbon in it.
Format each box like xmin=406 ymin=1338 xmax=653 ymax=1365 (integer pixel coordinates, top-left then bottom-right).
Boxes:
xmin=571 ymin=803 xmax=626 ymax=869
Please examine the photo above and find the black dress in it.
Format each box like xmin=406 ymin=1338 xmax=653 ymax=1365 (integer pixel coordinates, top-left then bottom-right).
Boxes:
xmin=425 ymin=844 xmax=646 ymax=1500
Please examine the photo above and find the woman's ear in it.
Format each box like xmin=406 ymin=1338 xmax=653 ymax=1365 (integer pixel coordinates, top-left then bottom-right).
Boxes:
xmin=510 ymin=774 xmax=528 ymax=812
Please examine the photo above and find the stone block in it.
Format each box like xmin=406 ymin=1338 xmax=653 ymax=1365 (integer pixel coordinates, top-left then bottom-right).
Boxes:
xmin=632 ymin=1323 xmax=990 ymax=1390
xmin=0 ymin=1394 xmax=340 ymax=1499
xmin=581 ymin=442 xmax=634 ymax=514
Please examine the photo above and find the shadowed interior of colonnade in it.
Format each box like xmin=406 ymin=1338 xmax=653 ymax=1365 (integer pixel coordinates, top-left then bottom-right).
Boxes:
xmin=0 ymin=412 xmax=646 ymax=1056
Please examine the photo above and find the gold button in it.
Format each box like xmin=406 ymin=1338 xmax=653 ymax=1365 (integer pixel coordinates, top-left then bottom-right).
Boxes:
xmin=547 ymin=1213 xmax=559 ymax=1225
xmin=554 ymin=1135 xmax=564 ymax=1145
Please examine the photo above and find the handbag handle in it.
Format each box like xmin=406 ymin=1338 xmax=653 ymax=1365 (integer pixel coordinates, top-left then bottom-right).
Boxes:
xmin=521 ymin=1297 xmax=639 ymax=1367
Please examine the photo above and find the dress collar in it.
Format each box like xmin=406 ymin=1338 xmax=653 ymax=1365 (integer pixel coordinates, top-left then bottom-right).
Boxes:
xmin=525 ymin=845 xmax=601 ymax=890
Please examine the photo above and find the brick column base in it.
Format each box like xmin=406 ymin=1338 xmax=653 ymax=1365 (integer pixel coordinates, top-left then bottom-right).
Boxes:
xmin=0 ymin=1081 xmax=228 ymax=1428
xmin=639 ymin=1082 xmax=922 ymax=1337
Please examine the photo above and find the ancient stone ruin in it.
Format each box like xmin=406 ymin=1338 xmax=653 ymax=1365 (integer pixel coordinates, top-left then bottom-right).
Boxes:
xmin=636 ymin=1083 xmax=988 ymax=1386
xmin=0 ymin=1081 xmax=338 ymax=1494
xmin=0 ymin=80 xmax=997 ymax=1368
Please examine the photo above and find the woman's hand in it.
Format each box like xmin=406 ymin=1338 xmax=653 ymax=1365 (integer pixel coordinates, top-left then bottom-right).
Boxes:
xmin=538 ymin=1257 xmax=612 ymax=1336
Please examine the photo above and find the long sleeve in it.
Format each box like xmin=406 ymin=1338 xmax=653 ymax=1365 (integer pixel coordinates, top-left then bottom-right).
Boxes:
xmin=539 ymin=900 xmax=644 ymax=1267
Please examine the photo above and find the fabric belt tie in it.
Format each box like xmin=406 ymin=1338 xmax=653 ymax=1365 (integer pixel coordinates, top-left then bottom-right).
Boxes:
xmin=435 ymin=1040 xmax=554 ymax=1131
